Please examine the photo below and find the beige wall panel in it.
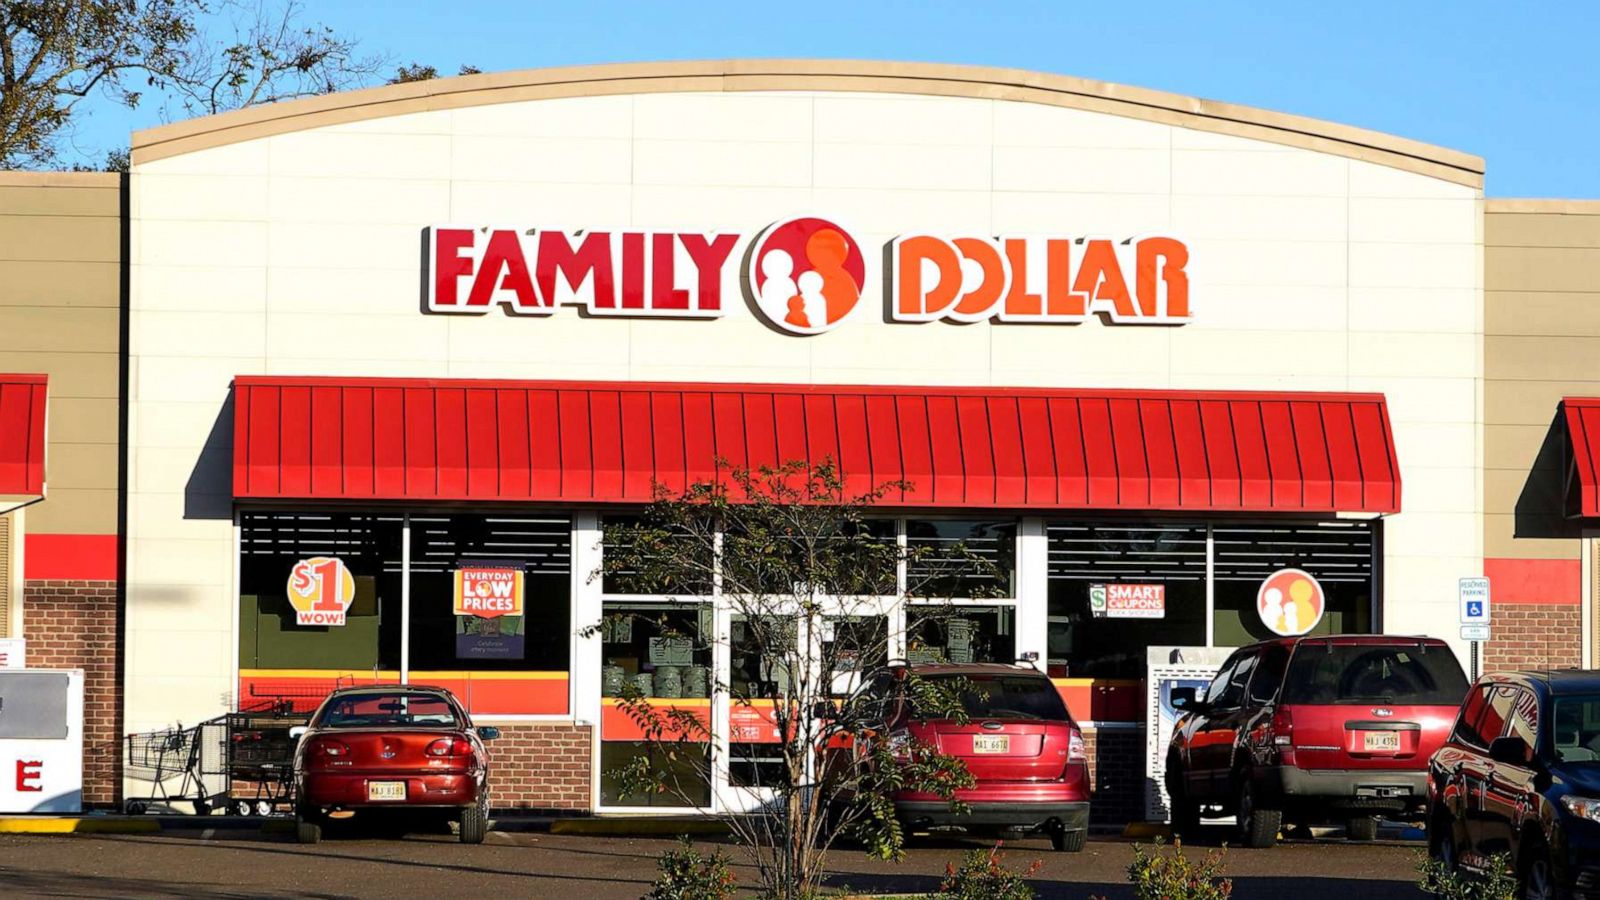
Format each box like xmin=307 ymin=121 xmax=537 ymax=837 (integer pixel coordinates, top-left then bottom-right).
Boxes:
xmin=0 ymin=186 xmax=120 ymax=217
xmin=0 ymin=307 xmax=119 ymax=353
xmin=0 ymin=353 xmax=118 ymax=399
xmin=1485 ymin=246 xmax=1600 ymax=293
xmin=47 ymin=443 xmax=120 ymax=491
xmin=1484 ymin=423 xmax=1561 ymax=471
xmin=1486 ymin=381 xmax=1596 ymax=425
xmin=1486 ymin=291 xmax=1600 ymax=338
xmin=27 ymin=489 xmax=118 ymax=535
xmin=1485 ymin=212 xmax=1600 ymax=249
xmin=46 ymin=398 xmax=120 ymax=446
xmin=0 ymin=216 xmax=119 ymax=263
xmin=0 ymin=261 xmax=120 ymax=308
xmin=1486 ymin=336 xmax=1600 ymax=382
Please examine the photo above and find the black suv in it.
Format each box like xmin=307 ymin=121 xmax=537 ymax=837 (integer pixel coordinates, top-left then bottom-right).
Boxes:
xmin=1428 ymin=670 xmax=1600 ymax=899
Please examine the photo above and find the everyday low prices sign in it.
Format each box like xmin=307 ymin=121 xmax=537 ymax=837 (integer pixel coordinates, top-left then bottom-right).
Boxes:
xmin=453 ymin=567 xmax=524 ymax=618
xmin=1090 ymin=583 xmax=1166 ymax=619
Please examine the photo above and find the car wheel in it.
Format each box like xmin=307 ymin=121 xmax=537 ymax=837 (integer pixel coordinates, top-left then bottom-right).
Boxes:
xmin=458 ymin=790 xmax=489 ymax=844
xmin=1050 ymin=825 xmax=1086 ymax=853
xmin=1519 ymin=839 xmax=1556 ymax=900
xmin=125 ymin=801 xmax=147 ymax=816
xmin=1427 ymin=806 xmax=1458 ymax=872
xmin=295 ymin=812 xmax=322 ymax=845
xmin=1235 ymin=778 xmax=1280 ymax=849
xmin=1169 ymin=786 xmax=1201 ymax=839
xmin=1346 ymin=816 xmax=1379 ymax=842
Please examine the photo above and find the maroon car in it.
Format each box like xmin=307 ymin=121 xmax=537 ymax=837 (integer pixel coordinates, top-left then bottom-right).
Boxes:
xmin=864 ymin=662 xmax=1090 ymax=852
xmin=292 ymin=685 xmax=498 ymax=844
xmin=1165 ymin=635 xmax=1468 ymax=847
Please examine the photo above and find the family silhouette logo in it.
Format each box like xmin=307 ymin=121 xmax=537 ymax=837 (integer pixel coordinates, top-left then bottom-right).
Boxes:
xmin=1256 ymin=568 xmax=1326 ymax=637
xmin=746 ymin=217 xmax=867 ymax=335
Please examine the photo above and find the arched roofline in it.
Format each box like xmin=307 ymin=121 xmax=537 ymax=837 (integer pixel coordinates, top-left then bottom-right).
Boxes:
xmin=130 ymin=59 xmax=1483 ymax=187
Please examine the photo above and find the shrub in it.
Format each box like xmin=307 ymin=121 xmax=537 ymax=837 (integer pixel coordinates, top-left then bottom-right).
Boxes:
xmin=1126 ymin=839 xmax=1232 ymax=900
xmin=643 ymin=837 xmax=737 ymax=900
xmin=931 ymin=843 xmax=1041 ymax=900
xmin=1416 ymin=852 xmax=1515 ymax=900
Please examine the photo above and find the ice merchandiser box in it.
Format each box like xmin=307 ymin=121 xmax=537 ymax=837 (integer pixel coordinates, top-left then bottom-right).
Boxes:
xmin=0 ymin=669 xmax=84 ymax=813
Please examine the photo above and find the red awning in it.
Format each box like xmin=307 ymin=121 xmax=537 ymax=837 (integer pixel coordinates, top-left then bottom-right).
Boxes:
xmin=232 ymin=377 xmax=1401 ymax=514
xmin=0 ymin=375 xmax=47 ymax=499
xmin=1564 ymin=397 xmax=1600 ymax=517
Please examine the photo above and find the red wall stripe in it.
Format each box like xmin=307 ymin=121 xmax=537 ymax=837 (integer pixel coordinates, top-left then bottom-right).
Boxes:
xmin=25 ymin=534 xmax=118 ymax=581
xmin=1484 ymin=558 xmax=1582 ymax=606
xmin=229 ymin=377 xmax=1403 ymax=514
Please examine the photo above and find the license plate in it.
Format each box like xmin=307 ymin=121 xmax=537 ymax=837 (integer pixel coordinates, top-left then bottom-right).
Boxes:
xmin=1362 ymin=731 xmax=1400 ymax=752
xmin=973 ymin=735 xmax=1010 ymax=754
xmin=367 ymin=781 xmax=406 ymax=801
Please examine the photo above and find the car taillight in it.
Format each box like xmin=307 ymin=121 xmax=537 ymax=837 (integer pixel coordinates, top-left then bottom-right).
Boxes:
xmin=309 ymin=739 xmax=349 ymax=758
xmin=1067 ymin=726 xmax=1087 ymax=763
xmin=1269 ymin=708 xmax=1294 ymax=762
xmin=426 ymin=737 xmax=474 ymax=757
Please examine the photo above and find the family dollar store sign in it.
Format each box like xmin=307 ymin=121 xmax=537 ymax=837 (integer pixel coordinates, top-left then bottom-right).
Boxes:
xmin=1089 ymin=583 xmax=1167 ymax=619
xmin=453 ymin=567 xmax=525 ymax=619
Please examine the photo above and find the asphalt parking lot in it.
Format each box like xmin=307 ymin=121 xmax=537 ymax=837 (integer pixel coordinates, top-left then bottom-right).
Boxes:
xmin=0 ymin=825 xmax=1433 ymax=899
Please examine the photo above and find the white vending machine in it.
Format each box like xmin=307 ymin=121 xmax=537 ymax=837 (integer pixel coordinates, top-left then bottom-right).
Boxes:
xmin=0 ymin=669 xmax=85 ymax=813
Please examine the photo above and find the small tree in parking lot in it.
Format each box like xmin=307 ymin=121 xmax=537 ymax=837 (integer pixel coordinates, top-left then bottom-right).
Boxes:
xmin=597 ymin=459 xmax=1007 ymax=900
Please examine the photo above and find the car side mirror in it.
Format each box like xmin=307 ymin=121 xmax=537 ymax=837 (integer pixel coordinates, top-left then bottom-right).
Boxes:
xmin=1489 ymin=735 xmax=1531 ymax=766
xmin=1170 ymin=688 xmax=1197 ymax=711
xmin=477 ymin=726 xmax=501 ymax=741
xmin=288 ymin=725 xmax=307 ymax=740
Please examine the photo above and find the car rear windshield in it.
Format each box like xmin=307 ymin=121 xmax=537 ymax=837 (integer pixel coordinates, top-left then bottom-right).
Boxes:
xmin=317 ymin=692 xmax=461 ymax=729
xmin=920 ymin=673 xmax=1070 ymax=721
xmin=1553 ymin=695 xmax=1600 ymax=765
xmin=1280 ymin=643 xmax=1468 ymax=706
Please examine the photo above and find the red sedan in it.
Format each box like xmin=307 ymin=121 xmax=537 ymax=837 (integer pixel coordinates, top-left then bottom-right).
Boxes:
xmin=292 ymin=685 xmax=498 ymax=843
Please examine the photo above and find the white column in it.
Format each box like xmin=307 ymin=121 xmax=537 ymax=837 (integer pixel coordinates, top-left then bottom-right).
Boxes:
xmin=1015 ymin=518 xmax=1049 ymax=665
xmin=399 ymin=515 xmax=411 ymax=684
xmin=570 ymin=511 xmax=604 ymax=727
xmin=1205 ymin=525 xmax=1216 ymax=647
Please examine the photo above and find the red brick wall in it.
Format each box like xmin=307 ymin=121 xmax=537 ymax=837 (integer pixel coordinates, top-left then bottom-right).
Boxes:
xmin=484 ymin=722 xmax=591 ymax=811
xmin=1484 ymin=603 xmax=1582 ymax=672
xmin=1083 ymin=727 xmax=1145 ymax=825
xmin=22 ymin=579 xmax=120 ymax=808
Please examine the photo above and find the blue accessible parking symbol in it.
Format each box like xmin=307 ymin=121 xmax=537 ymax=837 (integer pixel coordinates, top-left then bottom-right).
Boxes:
xmin=1465 ymin=600 xmax=1484 ymax=619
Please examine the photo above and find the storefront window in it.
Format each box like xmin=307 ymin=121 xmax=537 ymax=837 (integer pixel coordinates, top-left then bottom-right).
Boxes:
xmin=407 ymin=515 xmax=571 ymax=672
xmin=1212 ymin=522 xmax=1374 ymax=646
xmin=721 ymin=518 xmax=897 ymax=597
xmin=1046 ymin=524 xmax=1207 ymax=678
xmin=906 ymin=519 xmax=1016 ymax=597
xmin=601 ymin=515 xmax=714 ymax=596
xmin=906 ymin=606 xmax=1015 ymax=664
xmin=238 ymin=512 xmax=404 ymax=676
xmin=729 ymin=614 xmax=794 ymax=788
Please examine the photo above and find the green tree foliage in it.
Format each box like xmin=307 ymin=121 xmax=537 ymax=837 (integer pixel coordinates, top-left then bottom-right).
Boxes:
xmin=0 ymin=0 xmax=383 ymax=168
xmin=930 ymin=844 xmax=1041 ymax=900
xmin=388 ymin=61 xmax=480 ymax=84
xmin=644 ymin=837 xmax=738 ymax=900
xmin=1124 ymin=840 xmax=1232 ymax=900
xmin=1417 ymin=853 xmax=1515 ymax=900
xmin=600 ymin=459 xmax=1004 ymax=900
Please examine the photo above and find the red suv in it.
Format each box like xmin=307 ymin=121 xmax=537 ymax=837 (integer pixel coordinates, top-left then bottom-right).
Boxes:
xmin=1165 ymin=635 xmax=1469 ymax=848
xmin=864 ymin=662 xmax=1090 ymax=852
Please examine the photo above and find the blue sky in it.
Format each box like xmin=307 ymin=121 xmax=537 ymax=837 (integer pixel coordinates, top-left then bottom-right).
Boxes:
xmin=63 ymin=0 xmax=1600 ymax=197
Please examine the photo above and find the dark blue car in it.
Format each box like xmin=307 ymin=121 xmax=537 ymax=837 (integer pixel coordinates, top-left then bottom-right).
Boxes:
xmin=1428 ymin=670 xmax=1600 ymax=900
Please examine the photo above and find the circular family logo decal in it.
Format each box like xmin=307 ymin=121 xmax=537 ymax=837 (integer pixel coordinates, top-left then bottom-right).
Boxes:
xmin=746 ymin=217 xmax=867 ymax=335
xmin=1256 ymin=568 xmax=1325 ymax=637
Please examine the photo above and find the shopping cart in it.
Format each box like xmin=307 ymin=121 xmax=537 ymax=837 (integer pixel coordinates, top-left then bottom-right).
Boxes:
xmin=222 ymin=699 xmax=309 ymax=817
xmin=123 ymin=722 xmax=227 ymax=815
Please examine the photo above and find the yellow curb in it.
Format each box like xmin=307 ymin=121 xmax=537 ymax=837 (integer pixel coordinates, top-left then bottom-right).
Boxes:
xmin=1122 ymin=822 xmax=1172 ymax=839
xmin=0 ymin=817 xmax=161 ymax=834
xmin=551 ymin=817 xmax=729 ymax=836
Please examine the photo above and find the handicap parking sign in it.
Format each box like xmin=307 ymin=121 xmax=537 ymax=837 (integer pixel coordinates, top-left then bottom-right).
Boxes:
xmin=1459 ymin=577 xmax=1491 ymax=630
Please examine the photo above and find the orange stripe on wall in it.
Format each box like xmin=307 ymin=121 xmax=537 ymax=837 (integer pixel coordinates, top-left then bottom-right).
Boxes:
xmin=1484 ymin=558 xmax=1582 ymax=605
xmin=24 ymin=534 xmax=118 ymax=580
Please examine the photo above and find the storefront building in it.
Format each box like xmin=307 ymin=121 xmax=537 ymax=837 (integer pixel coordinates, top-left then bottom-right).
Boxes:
xmin=23 ymin=59 xmax=1600 ymax=818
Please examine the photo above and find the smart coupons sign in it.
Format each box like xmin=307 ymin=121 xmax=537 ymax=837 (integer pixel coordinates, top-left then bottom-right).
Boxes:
xmin=452 ymin=567 xmax=524 ymax=618
xmin=426 ymin=217 xmax=1191 ymax=335
xmin=1089 ymin=583 xmax=1167 ymax=619
xmin=287 ymin=557 xmax=356 ymax=627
